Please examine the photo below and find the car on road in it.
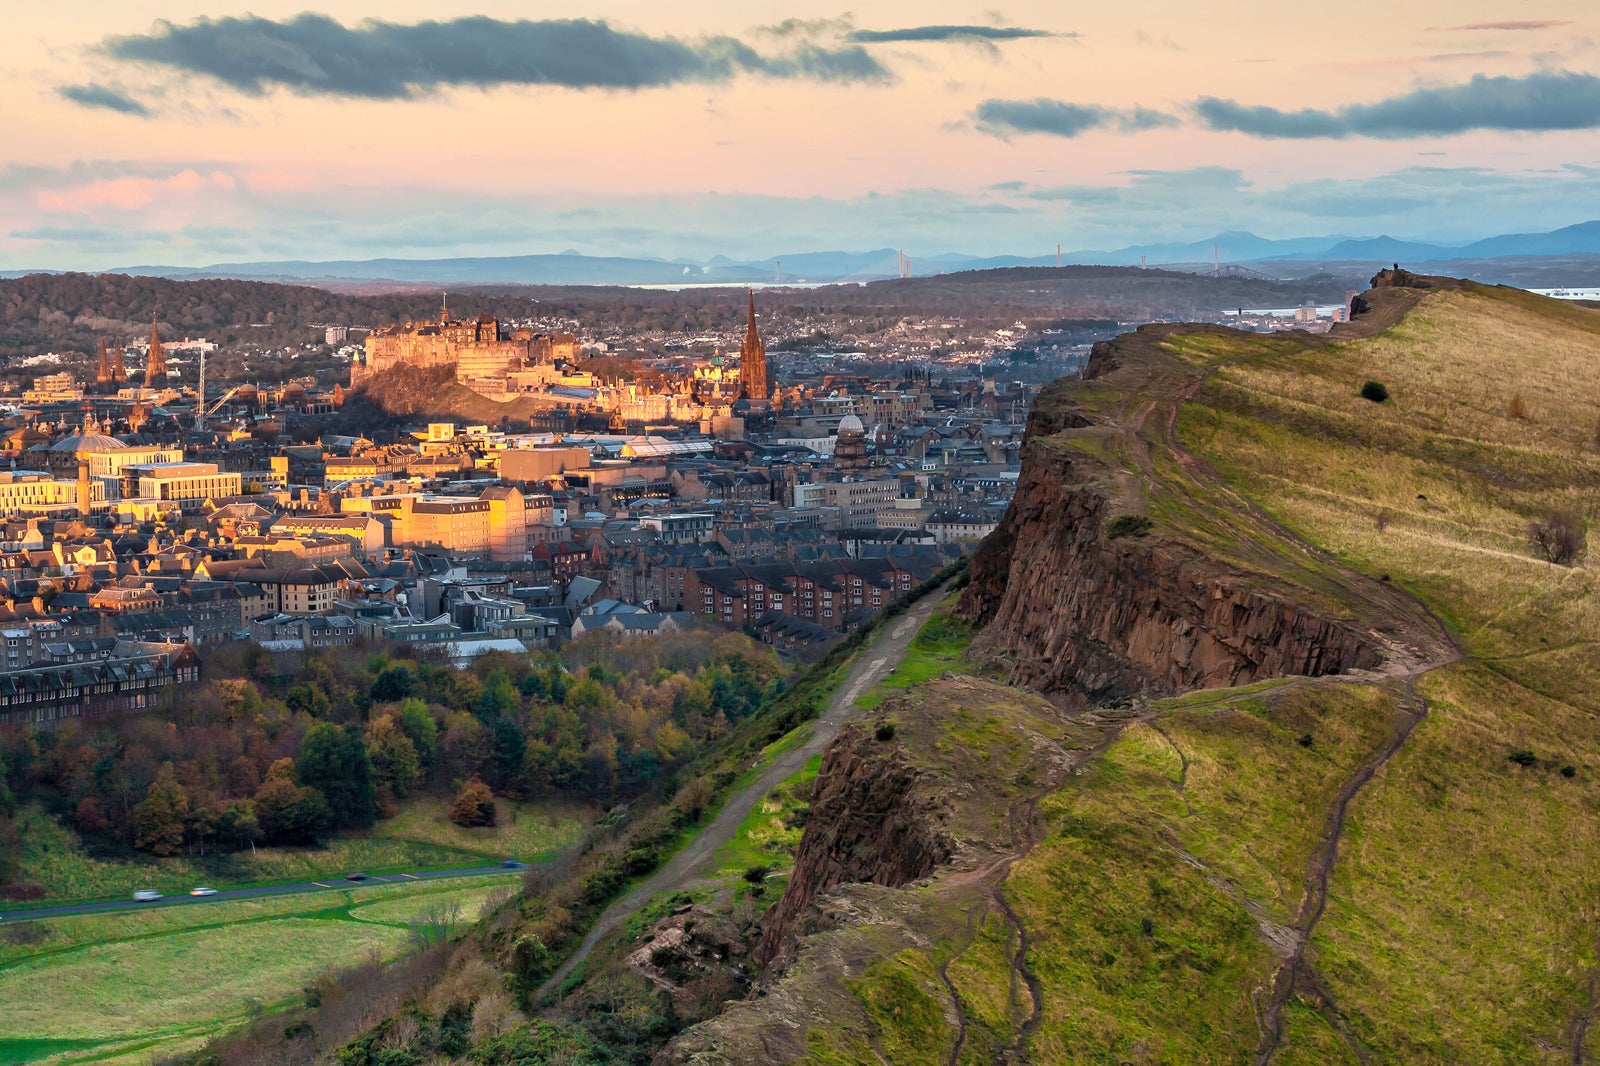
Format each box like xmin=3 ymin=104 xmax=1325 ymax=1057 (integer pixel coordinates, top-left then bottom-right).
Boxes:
xmin=500 ymin=859 xmax=521 ymax=868
xmin=189 ymin=887 xmax=217 ymax=896
xmin=132 ymin=889 xmax=162 ymax=902
xmin=345 ymin=872 xmax=369 ymax=882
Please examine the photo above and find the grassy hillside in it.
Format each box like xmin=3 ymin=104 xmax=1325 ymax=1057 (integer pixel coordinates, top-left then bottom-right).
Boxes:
xmin=1172 ymin=285 xmax=1600 ymax=1061
xmin=985 ymin=280 xmax=1600 ymax=1062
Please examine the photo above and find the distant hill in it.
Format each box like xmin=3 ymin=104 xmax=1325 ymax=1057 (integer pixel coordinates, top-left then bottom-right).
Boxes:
xmin=78 ymin=221 xmax=1600 ymax=287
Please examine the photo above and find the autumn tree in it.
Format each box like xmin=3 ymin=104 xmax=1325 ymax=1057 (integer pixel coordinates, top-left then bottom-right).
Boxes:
xmin=254 ymin=759 xmax=332 ymax=845
xmin=366 ymin=713 xmax=422 ymax=798
xmin=133 ymin=762 xmax=190 ymax=856
xmin=449 ymin=778 xmax=497 ymax=828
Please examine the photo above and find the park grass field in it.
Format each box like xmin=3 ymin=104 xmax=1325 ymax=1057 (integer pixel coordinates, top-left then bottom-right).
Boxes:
xmin=12 ymin=795 xmax=589 ymax=904
xmin=0 ymin=874 xmax=517 ymax=1066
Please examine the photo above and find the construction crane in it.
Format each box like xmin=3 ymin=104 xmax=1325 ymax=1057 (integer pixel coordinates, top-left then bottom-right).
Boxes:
xmin=195 ymin=384 xmax=245 ymax=430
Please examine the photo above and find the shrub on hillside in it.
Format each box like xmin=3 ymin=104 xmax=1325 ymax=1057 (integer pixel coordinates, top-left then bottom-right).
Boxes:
xmin=1106 ymin=514 xmax=1153 ymax=540
xmin=1360 ymin=380 xmax=1389 ymax=403
xmin=1527 ymin=509 xmax=1586 ymax=565
xmin=1508 ymin=392 xmax=1530 ymax=420
xmin=449 ymin=779 xmax=497 ymax=828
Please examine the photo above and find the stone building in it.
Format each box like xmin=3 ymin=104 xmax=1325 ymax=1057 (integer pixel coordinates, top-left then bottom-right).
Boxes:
xmin=738 ymin=290 xmax=769 ymax=402
xmin=355 ymin=301 xmax=577 ymax=385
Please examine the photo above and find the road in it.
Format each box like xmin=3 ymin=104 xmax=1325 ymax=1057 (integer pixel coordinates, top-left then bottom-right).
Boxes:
xmin=0 ymin=863 xmax=527 ymax=922
xmin=538 ymin=587 xmax=947 ymax=998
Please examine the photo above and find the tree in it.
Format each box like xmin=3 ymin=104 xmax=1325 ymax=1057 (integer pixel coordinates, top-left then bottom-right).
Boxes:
xmin=1528 ymin=509 xmax=1587 ymax=565
xmin=397 ymin=698 xmax=439 ymax=770
xmin=366 ymin=714 xmax=422 ymax=798
xmin=297 ymin=722 xmax=375 ymax=830
xmin=439 ymin=711 xmax=489 ymax=787
xmin=133 ymin=763 xmax=189 ymax=856
xmin=490 ymin=716 xmax=527 ymax=789
xmin=475 ymin=671 xmax=518 ymax=722
xmin=370 ymin=663 xmax=418 ymax=703
xmin=449 ymin=778 xmax=497 ymax=827
xmin=254 ymin=759 xmax=332 ymax=845
xmin=285 ymin=682 xmax=329 ymax=718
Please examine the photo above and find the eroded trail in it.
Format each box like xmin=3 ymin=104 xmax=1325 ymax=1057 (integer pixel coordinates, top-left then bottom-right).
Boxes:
xmin=1253 ymin=678 xmax=1433 ymax=1066
xmin=536 ymin=592 xmax=946 ymax=1000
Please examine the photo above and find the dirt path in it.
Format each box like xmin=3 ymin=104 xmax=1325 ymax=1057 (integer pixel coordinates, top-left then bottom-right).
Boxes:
xmin=1105 ymin=336 xmax=1461 ymax=1061
xmin=1252 ymin=679 xmax=1432 ymax=1065
xmin=537 ymin=592 xmax=947 ymax=999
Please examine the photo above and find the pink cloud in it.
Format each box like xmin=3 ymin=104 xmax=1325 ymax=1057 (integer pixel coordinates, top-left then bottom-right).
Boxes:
xmin=36 ymin=169 xmax=236 ymax=213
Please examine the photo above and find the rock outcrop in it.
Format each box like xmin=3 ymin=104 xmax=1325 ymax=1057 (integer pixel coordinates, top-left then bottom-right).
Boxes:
xmin=959 ymin=333 xmax=1386 ymax=704
xmin=757 ymin=725 xmax=952 ymax=968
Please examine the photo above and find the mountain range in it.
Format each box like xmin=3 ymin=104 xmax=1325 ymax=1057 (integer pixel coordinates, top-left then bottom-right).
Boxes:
xmin=3 ymin=221 xmax=1595 ymax=287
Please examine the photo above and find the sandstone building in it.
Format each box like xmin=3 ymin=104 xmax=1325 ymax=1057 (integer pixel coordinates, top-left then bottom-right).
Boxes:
xmin=355 ymin=302 xmax=578 ymax=385
xmin=739 ymin=290 xmax=769 ymax=402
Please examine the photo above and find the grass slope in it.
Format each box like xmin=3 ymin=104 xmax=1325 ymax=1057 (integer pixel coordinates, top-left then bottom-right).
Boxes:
xmin=0 ymin=875 xmax=517 ymax=1066
xmin=1174 ymin=285 xmax=1600 ymax=1061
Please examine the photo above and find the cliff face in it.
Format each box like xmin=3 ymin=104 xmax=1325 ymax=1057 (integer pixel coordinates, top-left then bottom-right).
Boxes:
xmin=757 ymin=725 xmax=952 ymax=967
xmin=663 ymin=677 xmax=1078 ymax=1066
xmin=959 ymin=335 xmax=1385 ymax=703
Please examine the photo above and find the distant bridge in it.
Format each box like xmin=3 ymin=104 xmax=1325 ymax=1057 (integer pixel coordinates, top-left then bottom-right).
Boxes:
xmin=1207 ymin=263 xmax=1280 ymax=281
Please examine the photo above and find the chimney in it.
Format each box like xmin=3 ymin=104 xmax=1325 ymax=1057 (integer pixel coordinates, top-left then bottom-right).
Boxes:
xmin=78 ymin=460 xmax=92 ymax=518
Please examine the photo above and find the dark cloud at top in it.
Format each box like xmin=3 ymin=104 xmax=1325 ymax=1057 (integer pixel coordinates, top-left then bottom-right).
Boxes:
xmin=102 ymin=14 xmax=889 ymax=99
xmin=847 ymin=25 xmax=1060 ymax=43
xmin=57 ymin=83 xmax=148 ymax=116
xmin=973 ymin=97 xmax=1177 ymax=138
xmin=1429 ymin=20 xmax=1572 ymax=31
xmin=1195 ymin=71 xmax=1600 ymax=138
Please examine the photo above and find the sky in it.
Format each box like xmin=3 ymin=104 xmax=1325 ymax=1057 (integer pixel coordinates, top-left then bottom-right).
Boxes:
xmin=4 ymin=1 xmax=1599 ymax=269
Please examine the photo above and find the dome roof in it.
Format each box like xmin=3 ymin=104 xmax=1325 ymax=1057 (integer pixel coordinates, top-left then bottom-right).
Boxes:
xmin=50 ymin=432 xmax=124 ymax=453
xmin=838 ymin=414 xmax=865 ymax=435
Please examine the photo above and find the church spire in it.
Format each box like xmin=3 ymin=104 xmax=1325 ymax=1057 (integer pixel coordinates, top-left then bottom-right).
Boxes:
xmin=95 ymin=340 xmax=113 ymax=388
xmin=738 ymin=288 xmax=768 ymax=402
xmin=145 ymin=314 xmax=167 ymax=383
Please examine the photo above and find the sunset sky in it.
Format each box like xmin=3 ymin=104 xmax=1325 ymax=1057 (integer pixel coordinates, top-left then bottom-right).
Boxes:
xmin=5 ymin=1 xmax=1598 ymax=269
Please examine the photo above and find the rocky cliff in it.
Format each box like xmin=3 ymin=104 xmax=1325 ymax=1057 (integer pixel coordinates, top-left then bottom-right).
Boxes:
xmin=662 ymin=676 xmax=1082 ymax=1065
xmin=958 ymin=328 xmax=1389 ymax=703
xmin=756 ymin=724 xmax=954 ymax=968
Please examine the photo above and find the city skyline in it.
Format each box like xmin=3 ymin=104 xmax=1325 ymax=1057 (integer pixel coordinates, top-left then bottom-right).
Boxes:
xmin=5 ymin=2 xmax=1599 ymax=269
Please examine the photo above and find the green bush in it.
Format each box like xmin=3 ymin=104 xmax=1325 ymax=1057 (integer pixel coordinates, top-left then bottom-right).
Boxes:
xmin=1106 ymin=514 xmax=1153 ymax=540
xmin=1360 ymin=380 xmax=1389 ymax=402
xmin=1508 ymin=749 xmax=1538 ymax=767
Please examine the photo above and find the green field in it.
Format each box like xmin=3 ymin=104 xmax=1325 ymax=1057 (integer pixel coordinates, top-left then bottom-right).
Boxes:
xmin=12 ymin=795 xmax=589 ymax=904
xmin=0 ymin=875 xmax=517 ymax=1066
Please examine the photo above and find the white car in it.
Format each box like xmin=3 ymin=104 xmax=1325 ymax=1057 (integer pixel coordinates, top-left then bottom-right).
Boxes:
xmin=189 ymin=887 xmax=217 ymax=897
xmin=132 ymin=889 xmax=162 ymax=902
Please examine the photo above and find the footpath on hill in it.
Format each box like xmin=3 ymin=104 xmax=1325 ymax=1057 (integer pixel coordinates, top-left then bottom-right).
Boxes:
xmin=538 ymin=590 xmax=946 ymax=997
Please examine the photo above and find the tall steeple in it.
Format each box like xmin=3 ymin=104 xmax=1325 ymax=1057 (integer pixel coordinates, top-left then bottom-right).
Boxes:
xmin=110 ymin=344 xmax=127 ymax=384
xmin=95 ymin=340 xmax=113 ymax=389
xmin=145 ymin=315 xmax=167 ymax=383
xmin=738 ymin=289 xmax=768 ymax=402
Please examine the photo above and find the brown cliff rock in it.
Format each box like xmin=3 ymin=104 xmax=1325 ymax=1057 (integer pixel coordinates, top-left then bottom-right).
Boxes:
xmin=756 ymin=725 xmax=952 ymax=968
xmin=960 ymin=433 xmax=1381 ymax=703
xmin=959 ymin=322 xmax=1397 ymax=704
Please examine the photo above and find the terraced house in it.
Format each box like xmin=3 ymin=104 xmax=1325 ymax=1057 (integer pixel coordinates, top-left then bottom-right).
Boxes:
xmin=0 ymin=645 xmax=201 ymax=726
